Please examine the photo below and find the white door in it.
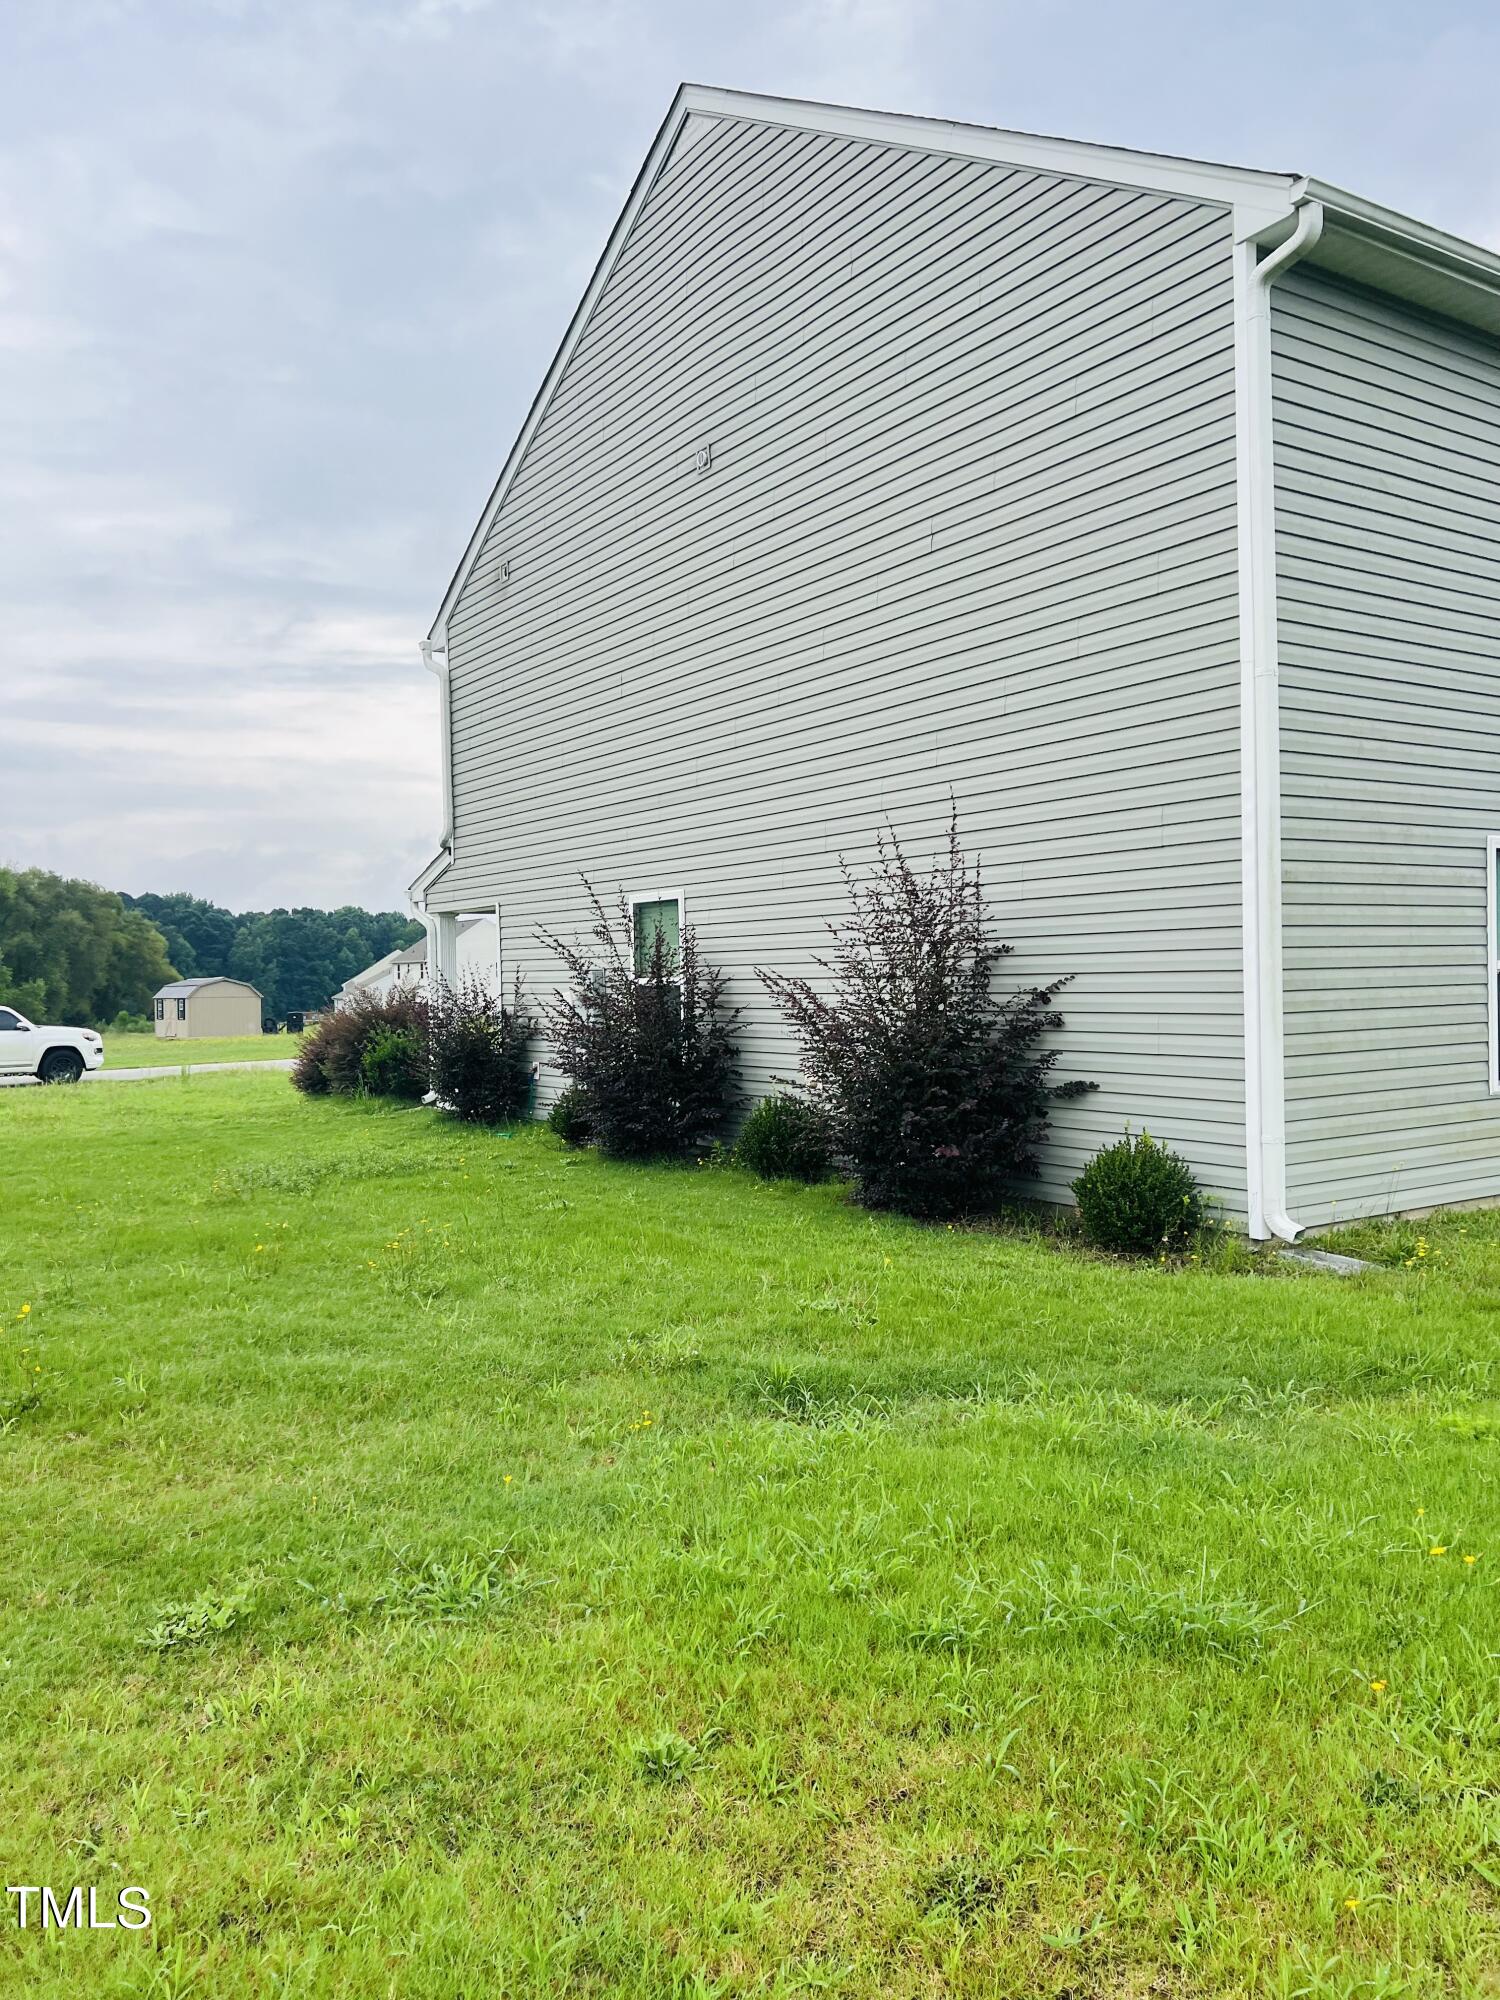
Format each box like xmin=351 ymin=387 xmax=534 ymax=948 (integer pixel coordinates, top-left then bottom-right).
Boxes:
xmin=0 ymin=1008 xmax=39 ymax=1074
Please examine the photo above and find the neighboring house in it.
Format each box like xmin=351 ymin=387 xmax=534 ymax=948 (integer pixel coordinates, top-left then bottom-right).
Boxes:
xmin=412 ymin=84 xmax=1500 ymax=1236
xmin=336 ymin=917 xmax=499 ymax=1009
xmin=154 ymin=977 xmax=262 ymax=1039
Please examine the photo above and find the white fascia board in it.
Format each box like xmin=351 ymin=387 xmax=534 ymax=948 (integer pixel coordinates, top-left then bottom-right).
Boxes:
xmin=679 ymin=84 xmax=1300 ymax=218
xmin=409 ymin=845 xmax=453 ymax=908
xmin=1306 ymin=177 xmax=1500 ymax=289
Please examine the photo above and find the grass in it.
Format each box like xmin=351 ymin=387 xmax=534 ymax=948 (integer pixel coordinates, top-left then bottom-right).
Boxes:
xmin=102 ymin=1032 xmax=298 ymax=1068
xmin=2 ymin=1072 xmax=1497 ymax=1998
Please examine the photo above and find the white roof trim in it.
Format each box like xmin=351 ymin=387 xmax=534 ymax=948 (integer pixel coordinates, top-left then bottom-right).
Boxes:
xmin=428 ymin=83 xmax=1500 ymax=644
xmin=427 ymin=84 xmax=1302 ymax=644
xmin=409 ymin=844 xmax=453 ymax=906
xmin=678 ymin=85 xmax=1299 ymax=213
xmin=428 ymin=89 xmax=692 ymax=642
xmin=154 ymin=976 xmax=262 ymax=1001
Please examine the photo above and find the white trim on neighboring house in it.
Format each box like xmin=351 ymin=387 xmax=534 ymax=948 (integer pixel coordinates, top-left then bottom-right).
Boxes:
xmin=1488 ymin=835 xmax=1500 ymax=1097
xmin=1233 ymin=197 xmax=1324 ymax=1244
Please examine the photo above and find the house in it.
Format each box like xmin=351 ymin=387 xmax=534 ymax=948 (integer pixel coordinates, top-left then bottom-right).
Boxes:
xmin=412 ymin=84 xmax=1500 ymax=1237
xmin=153 ymin=976 xmax=262 ymax=1040
xmin=335 ymin=917 xmax=499 ymax=1010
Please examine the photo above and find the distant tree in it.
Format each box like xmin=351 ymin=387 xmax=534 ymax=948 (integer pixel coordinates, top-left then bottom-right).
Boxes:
xmin=0 ymin=867 xmax=177 ymax=1023
xmin=7 ymin=869 xmax=422 ymax=1023
xmin=227 ymin=906 xmax=421 ymax=1018
xmin=123 ymin=891 xmax=238 ymax=981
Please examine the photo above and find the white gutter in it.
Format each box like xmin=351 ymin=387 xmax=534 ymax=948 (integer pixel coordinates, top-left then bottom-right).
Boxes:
xmin=417 ymin=636 xmax=453 ymax=914
xmin=1233 ymin=195 xmax=1323 ymax=1242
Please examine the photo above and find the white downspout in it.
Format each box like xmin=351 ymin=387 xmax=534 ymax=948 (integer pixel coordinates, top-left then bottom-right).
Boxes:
xmin=419 ymin=636 xmax=454 ymax=861
xmin=1234 ymin=196 xmax=1323 ymax=1241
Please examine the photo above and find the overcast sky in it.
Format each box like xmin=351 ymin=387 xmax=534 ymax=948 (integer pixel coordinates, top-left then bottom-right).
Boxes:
xmin=3 ymin=0 xmax=1497 ymax=913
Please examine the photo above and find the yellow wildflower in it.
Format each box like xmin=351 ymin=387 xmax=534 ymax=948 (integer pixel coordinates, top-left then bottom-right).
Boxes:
xmin=1463 ymin=1553 xmax=1478 ymax=1565
xmin=1369 ymin=1679 xmax=1387 ymax=1693
xmin=1429 ymin=1545 xmax=1447 ymax=1557
xmin=1343 ymin=1897 xmax=1359 ymax=1912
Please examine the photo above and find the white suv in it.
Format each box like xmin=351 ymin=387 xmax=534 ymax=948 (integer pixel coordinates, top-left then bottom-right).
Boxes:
xmin=0 ymin=1008 xmax=104 ymax=1083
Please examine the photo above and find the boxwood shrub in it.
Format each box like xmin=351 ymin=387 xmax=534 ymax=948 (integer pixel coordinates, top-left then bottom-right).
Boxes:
xmin=1072 ymin=1129 xmax=1202 ymax=1255
xmin=736 ymin=1093 xmax=834 ymax=1183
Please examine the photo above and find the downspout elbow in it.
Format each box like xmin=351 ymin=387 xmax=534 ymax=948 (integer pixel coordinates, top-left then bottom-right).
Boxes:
xmin=1253 ymin=198 xmax=1324 ymax=289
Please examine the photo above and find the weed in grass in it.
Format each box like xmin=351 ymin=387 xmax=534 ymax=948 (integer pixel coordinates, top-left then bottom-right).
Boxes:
xmin=1431 ymin=1406 xmax=1497 ymax=1441
xmin=900 ymin=1585 xmax=1001 ymax=1655
xmin=376 ymin=1545 xmax=536 ymax=1623
xmin=1360 ymin=1769 xmax=1424 ymax=1814
xmin=919 ymin=1859 xmax=1004 ymax=1921
xmin=367 ymin=1220 xmax=454 ymax=1304
xmin=1012 ymin=1556 xmax=1301 ymax=1659
xmin=142 ymin=1587 xmax=252 ymax=1652
xmin=754 ymin=1365 xmax=891 ymax=1427
xmin=618 ymin=1324 xmax=707 ymax=1371
xmin=634 ymin=1730 xmax=700 ymax=1784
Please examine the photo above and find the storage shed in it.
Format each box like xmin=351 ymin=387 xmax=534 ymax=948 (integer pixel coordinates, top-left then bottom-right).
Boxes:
xmin=412 ymin=85 xmax=1500 ymax=1237
xmin=153 ymin=977 xmax=262 ymax=1040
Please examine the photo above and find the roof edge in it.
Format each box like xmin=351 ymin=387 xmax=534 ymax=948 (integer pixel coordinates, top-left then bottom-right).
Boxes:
xmin=425 ymin=87 xmax=1500 ymax=646
xmin=425 ymin=84 xmax=1302 ymax=645
xmin=153 ymin=976 xmax=263 ymax=1000
xmin=678 ymin=83 xmax=1300 ymax=212
xmin=1307 ymin=179 xmax=1500 ymax=336
xmin=427 ymin=86 xmax=694 ymax=642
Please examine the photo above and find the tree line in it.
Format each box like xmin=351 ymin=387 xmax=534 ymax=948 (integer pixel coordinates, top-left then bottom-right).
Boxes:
xmin=0 ymin=868 xmax=422 ymax=1026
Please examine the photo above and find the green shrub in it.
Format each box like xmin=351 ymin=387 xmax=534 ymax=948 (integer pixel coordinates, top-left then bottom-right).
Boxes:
xmin=292 ymin=990 xmax=426 ymax=1098
xmin=758 ymin=810 xmax=1094 ymax=1219
xmin=547 ymin=1083 xmax=593 ymax=1146
xmin=427 ymin=975 xmax=536 ymax=1124
xmin=736 ymin=1093 xmax=834 ymax=1182
xmin=106 ymin=1010 xmax=154 ymax=1036
xmin=359 ymin=1024 xmax=428 ymax=1102
xmin=539 ymin=885 xmax=739 ymax=1160
xmin=1073 ymin=1129 xmax=1202 ymax=1255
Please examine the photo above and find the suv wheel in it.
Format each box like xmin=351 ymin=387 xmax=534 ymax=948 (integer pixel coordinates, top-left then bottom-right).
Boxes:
xmin=38 ymin=1048 xmax=85 ymax=1085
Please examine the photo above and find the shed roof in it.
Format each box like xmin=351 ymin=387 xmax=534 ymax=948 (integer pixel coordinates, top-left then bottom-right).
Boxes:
xmin=154 ymin=976 xmax=262 ymax=1000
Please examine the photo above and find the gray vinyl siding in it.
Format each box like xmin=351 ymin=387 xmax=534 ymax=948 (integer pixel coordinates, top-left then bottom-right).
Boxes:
xmin=442 ymin=114 xmax=1246 ymax=1208
xmin=1274 ymin=266 xmax=1500 ymax=1224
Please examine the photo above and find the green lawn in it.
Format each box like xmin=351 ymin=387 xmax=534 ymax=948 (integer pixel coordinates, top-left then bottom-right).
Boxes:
xmin=3 ymin=1074 xmax=1496 ymax=1998
xmin=102 ymin=1031 xmax=298 ymax=1068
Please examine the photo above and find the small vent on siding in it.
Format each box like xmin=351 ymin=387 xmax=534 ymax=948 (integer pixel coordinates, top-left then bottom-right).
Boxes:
xmin=694 ymin=443 xmax=713 ymax=475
